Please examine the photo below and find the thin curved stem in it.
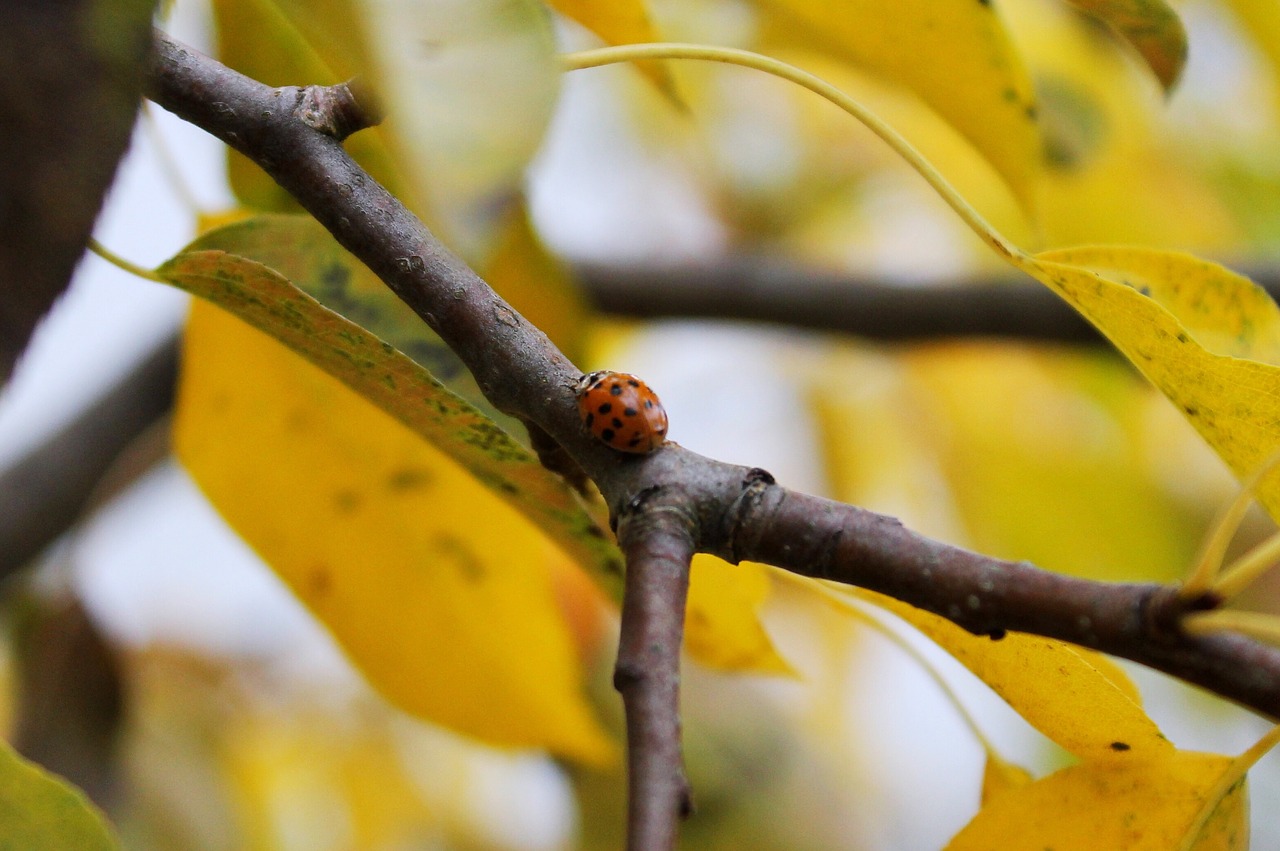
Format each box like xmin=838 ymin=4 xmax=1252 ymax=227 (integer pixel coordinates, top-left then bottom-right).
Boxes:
xmin=559 ymin=44 xmax=1023 ymax=262
xmin=86 ymin=238 xmax=168 ymax=284
xmin=793 ymin=574 xmax=1006 ymax=762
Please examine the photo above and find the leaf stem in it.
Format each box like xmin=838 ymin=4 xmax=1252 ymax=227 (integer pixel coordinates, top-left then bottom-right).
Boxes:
xmin=1180 ymin=448 xmax=1280 ymax=600
xmin=784 ymin=573 xmax=1008 ymax=763
xmin=1177 ymin=722 xmax=1280 ymax=851
xmin=86 ymin=238 xmax=168 ymax=284
xmin=559 ymin=44 xmax=1024 ymax=262
xmin=1182 ymin=610 xmax=1280 ymax=644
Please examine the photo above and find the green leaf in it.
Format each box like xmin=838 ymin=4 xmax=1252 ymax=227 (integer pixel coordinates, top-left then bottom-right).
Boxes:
xmin=355 ymin=0 xmax=562 ymax=261
xmin=156 ymin=242 xmax=621 ymax=593
xmin=1062 ymin=0 xmax=1188 ymax=92
xmin=0 ymin=739 xmax=118 ymax=850
xmin=211 ymin=0 xmax=404 ymax=211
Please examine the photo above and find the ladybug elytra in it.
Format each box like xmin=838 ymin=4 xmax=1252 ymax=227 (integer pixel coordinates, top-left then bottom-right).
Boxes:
xmin=575 ymin=370 xmax=668 ymax=453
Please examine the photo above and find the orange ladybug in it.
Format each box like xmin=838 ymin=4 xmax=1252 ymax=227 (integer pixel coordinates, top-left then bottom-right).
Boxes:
xmin=575 ymin=370 xmax=668 ymax=453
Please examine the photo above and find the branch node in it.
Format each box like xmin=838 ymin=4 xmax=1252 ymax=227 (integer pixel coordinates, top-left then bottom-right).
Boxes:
xmin=296 ymin=79 xmax=380 ymax=140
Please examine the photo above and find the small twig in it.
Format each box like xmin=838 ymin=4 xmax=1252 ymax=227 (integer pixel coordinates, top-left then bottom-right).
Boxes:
xmin=614 ymin=487 xmax=697 ymax=851
xmin=0 ymin=332 xmax=179 ymax=578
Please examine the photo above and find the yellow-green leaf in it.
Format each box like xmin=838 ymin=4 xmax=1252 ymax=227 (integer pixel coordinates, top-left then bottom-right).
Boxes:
xmin=544 ymin=0 xmax=680 ymax=102
xmin=947 ymin=750 xmax=1246 ymax=850
xmin=1022 ymin=246 xmax=1280 ymax=519
xmin=1062 ymin=0 xmax=1188 ymax=92
xmin=685 ymin=556 xmax=793 ymax=675
xmin=174 ymin=299 xmax=614 ymax=763
xmin=156 ymin=245 xmax=620 ymax=593
xmin=211 ymin=0 xmax=403 ymax=211
xmin=756 ymin=0 xmax=1041 ymax=210
xmin=850 ymin=589 xmax=1168 ymax=761
xmin=356 ymin=0 xmax=561 ymax=261
xmin=177 ymin=215 xmax=506 ymax=425
xmin=0 ymin=738 xmax=118 ymax=850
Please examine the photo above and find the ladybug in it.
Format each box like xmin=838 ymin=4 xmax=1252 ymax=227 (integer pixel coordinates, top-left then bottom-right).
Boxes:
xmin=575 ymin=370 xmax=668 ymax=453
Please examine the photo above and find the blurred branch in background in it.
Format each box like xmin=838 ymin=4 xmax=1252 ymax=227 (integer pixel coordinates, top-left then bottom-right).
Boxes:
xmin=0 ymin=334 xmax=178 ymax=580
xmin=580 ymin=260 xmax=1280 ymax=343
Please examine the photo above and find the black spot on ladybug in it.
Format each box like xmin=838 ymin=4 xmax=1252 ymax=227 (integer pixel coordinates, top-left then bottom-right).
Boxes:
xmin=610 ymin=384 xmax=623 ymax=395
xmin=1110 ymin=741 xmax=1131 ymax=752
xmin=601 ymin=428 xmax=616 ymax=442
xmin=628 ymin=436 xmax=642 ymax=447
xmin=657 ymin=426 xmax=667 ymax=435
xmin=611 ymin=418 xmax=623 ymax=428
xmin=627 ymin=378 xmax=639 ymax=387
xmin=644 ymin=400 xmax=653 ymax=409
xmin=585 ymin=413 xmax=594 ymax=426
xmin=598 ymin=402 xmax=612 ymax=414
xmin=624 ymin=407 xmax=638 ymax=416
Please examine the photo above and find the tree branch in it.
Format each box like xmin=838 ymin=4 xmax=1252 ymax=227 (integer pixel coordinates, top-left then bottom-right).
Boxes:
xmin=140 ymin=29 xmax=1280 ymax=847
xmin=614 ymin=488 xmax=696 ymax=851
xmin=0 ymin=333 xmax=178 ymax=578
xmin=579 ymin=260 xmax=1102 ymax=342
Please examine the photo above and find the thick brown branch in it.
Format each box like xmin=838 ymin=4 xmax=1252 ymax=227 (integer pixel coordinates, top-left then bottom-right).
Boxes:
xmin=141 ymin=26 xmax=1280 ymax=776
xmin=614 ymin=489 xmax=696 ymax=851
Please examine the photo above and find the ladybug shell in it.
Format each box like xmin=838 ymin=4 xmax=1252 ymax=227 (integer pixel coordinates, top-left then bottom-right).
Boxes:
xmin=575 ymin=370 xmax=668 ymax=453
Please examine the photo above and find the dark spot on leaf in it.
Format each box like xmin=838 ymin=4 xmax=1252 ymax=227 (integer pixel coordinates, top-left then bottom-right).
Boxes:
xmin=387 ymin=466 xmax=433 ymax=490
xmin=434 ymin=534 xmax=486 ymax=583
xmin=988 ymin=628 xmax=1006 ymax=641
xmin=308 ymin=565 xmax=332 ymax=597
xmin=1110 ymin=741 xmax=1131 ymax=752
xmin=333 ymin=489 xmax=362 ymax=513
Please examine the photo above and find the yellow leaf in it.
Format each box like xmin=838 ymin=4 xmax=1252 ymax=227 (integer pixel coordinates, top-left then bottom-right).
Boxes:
xmin=946 ymin=750 xmax=1246 ymax=851
xmin=981 ymin=754 xmax=1033 ymax=805
xmin=755 ymin=0 xmax=1041 ymax=210
xmin=160 ymin=222 xmax=620 ymax=590
xmin=1225 ymin=0 xmax=1280 ymax=113
xmin=1062 ymin=0 xmax=1188 ymax=92
xmin=1022 ymin=247 xmax=1280 ymax=519
xmin=175 ymin=300 xmax=614 ymax=763
xmin=544 ymin=0 xmax=680 ymax=101
xmin=0 ymin=739 xmax=118 ymax=850
xmin=685 ymin=556 xmax=793 ymax=675
xmin=850 ymin=589 xmax=1168 ymax=762
xmin=211 ymin=0 xmax=404 ymax=212
xmin=900 ymin=345 xmax=1199 ymax=582
xmin=356 ymin=0 xmax=561 ymax=261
